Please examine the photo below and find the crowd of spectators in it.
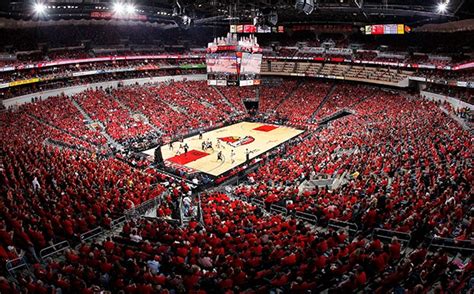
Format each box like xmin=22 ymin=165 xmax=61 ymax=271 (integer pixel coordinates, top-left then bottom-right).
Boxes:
xmin=236 ymin=87 xmax=472 ymax=242
xmin=1 ymin=192 xmax=471 ymax=293
xmin=216 ymin=86 xmax=254 ymax=113
xmin=23 ymin=94 xmax=108 ymax=147
xmin=74 ymin=89 xmax=155 ymax=144
xmin=0 ymin=108 xmax=175 ymax=267
xmin=0 ymin=42 xmax=471 ymax=105
xmin=415 ymin=69 xmax=474 ymax=83
xmin=312 ymin=83 xmax=379 ymax=121
xmin=172 ymin=81 xmax=239 ymax=117
xmin=146 ymin=82 xmax=231 ymax=126
xmin=258 ymin=80 xmax=298 ymax=113
xmin=274 ymin=80 xmax=333 ymax=124
xmin=274 ymin=46 xmax=472 ymax=67
xmin=0 ymin=78 xmax=472 ymax=293
xmin=111 ymin=81 xmax=243 ymax=140
xmin=424 ymin=84 xmax=474 ymax=105
xmin=0 ymin=68 xmax=205 ymax=100
xmin=0 ymin=59 xmax=203 ymax=84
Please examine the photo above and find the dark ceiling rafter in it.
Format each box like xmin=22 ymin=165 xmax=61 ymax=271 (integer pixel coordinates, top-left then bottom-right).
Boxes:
xmin=1 ymin=0 xmax=471 ymax=26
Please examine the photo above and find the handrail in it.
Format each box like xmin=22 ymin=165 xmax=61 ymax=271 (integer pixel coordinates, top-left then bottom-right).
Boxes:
xmin=270 ymin=204 xmax=288 ymax=216
xmin=110 ymin=215 xmax=127 ymax=229
xmin=179 ymin=196 xmax=184 ymax=226
xmin=80 ymin=227 xmax=104 ymax=242
xmin=328 ymin=219 xmax=359 ymax=234
xmin=295 ymin=211 xmax=318 ymax=224
xmin=251 ymin=198 xmax=265 ymax=208
xmin=125 ymin=193 xmax=164 ymax=218
xmin=429 ymin=236 xmax=474 ymax=252
xmin=39 ymin=240 xmax=71 ymax=260
xmin=373 ymin=228 xmax=411 ymax=245
xmin=238 ymin=195 xmax=249 ymax=203
xmin=197 ymin=193 xmax=204 ymax=226
xmin=2 ymin=189 xmax=171 ymax=285
xmin=5 ymin=256 xmax=29 ymax=279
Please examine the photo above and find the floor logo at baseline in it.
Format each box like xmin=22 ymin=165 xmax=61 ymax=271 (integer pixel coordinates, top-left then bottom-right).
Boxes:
xmin=219 ymin=136 xmax=255 ymax=147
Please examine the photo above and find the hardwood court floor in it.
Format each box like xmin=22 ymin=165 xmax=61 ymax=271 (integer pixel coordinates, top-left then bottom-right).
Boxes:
xmin=143 ymin=122 xmax=304 ymax=177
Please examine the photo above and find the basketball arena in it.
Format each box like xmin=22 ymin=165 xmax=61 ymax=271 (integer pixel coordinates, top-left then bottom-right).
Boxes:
xmin=0 ymin=0 xmax=472 ymax=293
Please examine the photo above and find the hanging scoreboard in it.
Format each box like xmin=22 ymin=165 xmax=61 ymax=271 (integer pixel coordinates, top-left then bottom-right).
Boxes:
xmin=206 ymin=33 xmax=262 ymax=86
xmin=363 ymin=24 xmax=410 ymax=35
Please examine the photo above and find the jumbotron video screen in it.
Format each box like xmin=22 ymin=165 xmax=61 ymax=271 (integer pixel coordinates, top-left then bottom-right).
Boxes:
xmin=206 ymin=52 xmax=262 ymax=86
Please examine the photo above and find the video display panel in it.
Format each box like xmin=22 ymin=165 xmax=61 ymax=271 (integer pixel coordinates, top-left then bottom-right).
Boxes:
xmin=240 ymin=53 xmax=262 ymax=74
xmin=206 ymin=53 xmax=238 ymax=74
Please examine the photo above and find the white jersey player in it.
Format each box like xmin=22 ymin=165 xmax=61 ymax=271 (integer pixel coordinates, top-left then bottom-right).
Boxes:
xmin=230 ymin=149 xmax=236 ymax=163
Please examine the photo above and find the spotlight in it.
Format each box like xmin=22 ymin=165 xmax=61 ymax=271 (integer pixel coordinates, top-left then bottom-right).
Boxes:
xmin=113 ymin=2 xmax=125 ymax=14
xmin=34 ymin=2 xmax=47 ymax=15
xmin=437 ymin=1 xmax=448 ymax=13
xmin=125 ymin=4 xmax=135 ymax=14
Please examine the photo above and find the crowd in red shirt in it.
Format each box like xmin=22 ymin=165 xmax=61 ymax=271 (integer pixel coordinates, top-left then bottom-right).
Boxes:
xmin=274 ymin=80 xmax=333 ymax=124
xmin=258 ymin=80 xmax=297 ymax=114
xmin=1 ymin=193 xmax=471 ymax=293
xmin=73 ymin=89 xmax=155 ymax=143
xmin=236 ymin=87 xmax=472 ymax=240
xmin=0 ymin=79 xmax=472 ymax=293
xmin=313 ymin=83 xmax=379 ymax=121
xmin=216 ymin=86 xmax=254 ymax=113
xmin=23 ymin=95 xmax=108 ymax=147
xmin=0 ymin=108 xmax=174 ymax=267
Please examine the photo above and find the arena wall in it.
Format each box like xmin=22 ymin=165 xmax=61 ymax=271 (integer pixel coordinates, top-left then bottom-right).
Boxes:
xmin=420 ymin=90 xmax=473 ymax=110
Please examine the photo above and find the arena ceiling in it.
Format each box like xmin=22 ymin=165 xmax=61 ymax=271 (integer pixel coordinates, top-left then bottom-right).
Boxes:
xmin=0 ymin=0 xmax=472 ymax=27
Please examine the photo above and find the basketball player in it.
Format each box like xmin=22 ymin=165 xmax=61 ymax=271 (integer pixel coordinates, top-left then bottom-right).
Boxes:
xmin=230 ymin=149 xmax=236 ymax=164
xmin=216 ymin=139 xmax=221 ymax=149
xmin=217 ymin=151 xmax=223 ymax=162
xmin=208 ymin=140 xmax=214 ymax=153
xmin=169 ymin=141 xmax=173 ymax=150
xmin=184 ymin=143 xmax=189 ymax=154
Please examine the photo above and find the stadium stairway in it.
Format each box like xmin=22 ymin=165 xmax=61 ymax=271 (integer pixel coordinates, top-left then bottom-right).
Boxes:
xmin=274 ymin=80 xmax=303 ymax=112
xmin=174 ymin=86 xmax=216 ymax=109
xmin=318 ymin=108 xmax=354 ymax=125
xmin=43 ymin=137 xmax=91 ymax=153
xmin=68 ymin=95 xmax=125 ymax=149
xmin=308 ymin=82 xmax=338 ymax=123
xmin=136 ymin=114 xmax=163 ymax=134
xmin=211 ymin=86 xmax=242 ymax=113
xmin=109 ymin=93 xmax=137 ymax=115
xmin=143 ymin=86 xmax=189 ymax=115
xmin=96 ymin=121 xmax=125 ymax=150
xmin=162 ymin=99 xmax=188 ymax=114
xmin=26 ymin=113 xmax=101 ymax=149
xmin=68 ymin=96 xmax=94 ymax=123
xmin=109 ymin=93 xmax=164 ymax=134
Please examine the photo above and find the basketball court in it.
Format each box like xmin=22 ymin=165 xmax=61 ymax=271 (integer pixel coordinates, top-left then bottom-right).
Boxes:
xmin=143 ymin=121 xmax=304 ymax=177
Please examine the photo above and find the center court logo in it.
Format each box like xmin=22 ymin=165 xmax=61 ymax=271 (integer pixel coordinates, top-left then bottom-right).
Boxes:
xmin=219 ymin=136 xmax=255 ymax=148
